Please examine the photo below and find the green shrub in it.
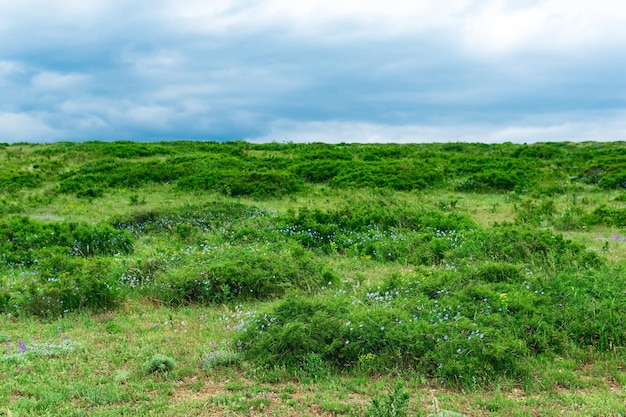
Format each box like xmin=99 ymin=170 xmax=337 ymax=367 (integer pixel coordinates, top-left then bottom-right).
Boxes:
xmin=111 ymin=202 xmax=267 ymax=236
xmin=4 ymin=256 xmax=123 ymax=316
xmin=0 ymin=217 xmax=133 ymax=266
xmin=239 ymin=259 xmax=623 ymax=386
xmin=177 ymin=169 xmax=302 ymax=197
xmin=515 ymin=199 xmax=556 ymax=225
xmin=584 ymin=205 xmax=626 ymax=227
xmin=0 ymin=172 xmax=41 ymax=192
xmin=144 ymin=354 xmax=176 ymax=374
xmin=363 ymin=381 xmax=411 ymax=417
xmin=448 ymin=224 xmax=602 ymax=270
xmin=201 ymin=350 xmax=242 ymax=371
xmin=147 ymin=242 xmax=332 ymax=304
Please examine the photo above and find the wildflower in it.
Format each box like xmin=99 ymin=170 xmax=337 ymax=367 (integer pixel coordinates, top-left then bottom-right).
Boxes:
xmin=237 ymin=339 xmax=242 ymax=350
xmin=381 ymin=326 xmax=385 ymax=331
xmin=345 ymin=340 xmax=350 ymax=345
xmin=17 ymin=339 xmax=26 ymax=354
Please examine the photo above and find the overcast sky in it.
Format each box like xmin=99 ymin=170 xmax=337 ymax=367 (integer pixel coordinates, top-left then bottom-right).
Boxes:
xmin=1 ymin=0 xmax=626 ymax=143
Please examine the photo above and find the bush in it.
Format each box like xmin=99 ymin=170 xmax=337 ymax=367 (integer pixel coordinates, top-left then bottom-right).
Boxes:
xmin=177 ymin=169 xmax=302 ymax=197
xmin=584 ymin=205 xmax=626 ymax=227
xmin=111 ymin=201 xmax=266 ymax=236
xmin=144 ymin=354 xmax=176 ymax=374
xmin=239 ymin=260 xmax=624 ymax=386
xmin=0 ymin=217 xmax=134 ymax=266
xmin=146 ymin=242 xmax=333 ymax=304
xmin=448 ymin=224 xmax=602 ymax=271
xmin=363 ymin=382 xmax=411 ymax=417
xmin=3 ymin=256 xmax=123 ymax=316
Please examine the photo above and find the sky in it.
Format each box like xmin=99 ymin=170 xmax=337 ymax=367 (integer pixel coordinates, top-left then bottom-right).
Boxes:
xmin=1 ymin=0 xmax=626 ymax=143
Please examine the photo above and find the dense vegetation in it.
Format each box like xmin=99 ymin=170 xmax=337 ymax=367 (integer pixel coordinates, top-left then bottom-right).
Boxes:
xmin=1 ymin=141 xmax=625 ymax=416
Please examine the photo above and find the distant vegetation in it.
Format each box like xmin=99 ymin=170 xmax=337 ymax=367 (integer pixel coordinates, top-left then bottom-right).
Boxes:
xmin=12 ymin=140 xmax=623 ymax=200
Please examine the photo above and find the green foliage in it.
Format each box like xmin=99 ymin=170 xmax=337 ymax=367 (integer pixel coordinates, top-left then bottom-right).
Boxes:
xmin=178 ymin=169 xmax=302 ymax=197
xmin=144 ymin=354 xmax=176 ymax=374
xmin=584 ymin=205 xmax=626 ymax=227
xmin=0 ymin=217 xmax=133 ymax=266
xmin=278 ymin=198 xmax=476 ymax=262
xmin=202 ymin=350 xmax=242 ymax=371
xmin=515 ymin=199 xmax=556 ymax=225
xmin=239 ymin=225 xmax=617 ymax=387
xmin=298 ymin=352 xmax=331 ymax=382
xmin=2 ymin=256 xmax=122 ymax=316
xmin=146 ymin=242 xmax=331 ymax=304
xmin=363 ymin=382 xmax=411 ymax=417
xmin=0 ymin=172 xmax=41 ymax=192
xmin=2 ymin=140 xmax=626 ymax=399
xmin=111 ymin=201 xmax=266 ymax=236
xmin=448 ymin=224 xmax=602 ymax=271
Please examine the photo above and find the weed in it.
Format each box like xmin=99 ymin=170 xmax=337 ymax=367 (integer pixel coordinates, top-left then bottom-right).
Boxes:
xmin=144 ymin=354 xmax=176 ymax=374
xmin=358 ymin=381 xmax=411 ymax=417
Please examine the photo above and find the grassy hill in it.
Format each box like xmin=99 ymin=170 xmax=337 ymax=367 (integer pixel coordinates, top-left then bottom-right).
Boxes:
xmin=1 ymin=141 xmax=625 ymax=416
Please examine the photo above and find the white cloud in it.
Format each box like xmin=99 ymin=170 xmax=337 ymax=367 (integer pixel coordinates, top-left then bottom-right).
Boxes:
xmin=1 ymin=1 xmax=625 ymax=143
xmin=0 ymin=112 xmax=60 ymax=142
xmin=0 ymin=60 xmax=20 ymax=75
xmin=31 ymin=71 xmax=88 ymax=91
xmin=253 ymin=110 xmax=626 ymax=144
xmin=155 ymin=0 xmax=626 ymax=54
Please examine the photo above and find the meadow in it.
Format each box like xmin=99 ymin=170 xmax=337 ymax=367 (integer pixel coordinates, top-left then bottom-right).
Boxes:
xmin=0 ymin=140 xmax=625 ymax=416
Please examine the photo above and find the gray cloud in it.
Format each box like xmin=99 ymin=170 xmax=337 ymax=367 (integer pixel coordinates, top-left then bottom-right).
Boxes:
xmin=1 ymin=1 xmax=626 ymax=142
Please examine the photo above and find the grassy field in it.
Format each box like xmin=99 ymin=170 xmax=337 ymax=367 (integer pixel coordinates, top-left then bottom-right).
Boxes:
xmin=1 ymin=141 xmax=625 ymax=416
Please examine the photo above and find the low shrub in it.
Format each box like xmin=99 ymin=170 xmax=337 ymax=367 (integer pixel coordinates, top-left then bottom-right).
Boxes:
xmin=448 ymin=224 xmax=603 ymax=271
xmin=144 ymin=354 xmax=176 ymax=374
xmin=583 ymin=205 xmax=626 ymax=227
xmin=146 ymin=242 xmax=333 ymax=304
xmin=0 ymin=217 xmax=133 ymax=266
xmin=177 ymin=169 xmax=302 ymax=197
xmin=111 ymin=201 xmax=267 ymax=236
xmin=363 ymin=381 xmax=411 ymax=417
xmin=2 ymin=256 xmax=123 ymax=316
xmin=239 ymin=261 xmax=624 ymax=387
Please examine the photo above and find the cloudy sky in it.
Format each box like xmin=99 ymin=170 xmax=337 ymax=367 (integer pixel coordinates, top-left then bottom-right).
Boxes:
xmin=1 ymin=0 xmax=626 ymax=143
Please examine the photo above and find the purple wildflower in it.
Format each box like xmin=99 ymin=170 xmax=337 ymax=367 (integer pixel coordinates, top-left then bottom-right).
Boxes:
xmin=237 ymin=339 xmax=242 ymax=351
xmin=17 ymin=338 xmax=26 ymax=353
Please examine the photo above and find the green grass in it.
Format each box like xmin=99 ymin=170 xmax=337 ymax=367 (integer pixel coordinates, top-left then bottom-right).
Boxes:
xmin=1 ymin=141 xmax=625 ymax=416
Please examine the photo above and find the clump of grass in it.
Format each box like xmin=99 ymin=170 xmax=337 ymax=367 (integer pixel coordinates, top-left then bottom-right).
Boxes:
xmin=200 ymin=349 xmax=242 ymax=371
xmin=113 ymin=369 xmax=130 ymax=384
xmin=298 ymin=352 xmax=330 ymax=382
xmin=144 ymin=354 xmax=176 ymax=374
xmin=358 ymin=382 xmax=411 ymax=417
xmin=1 ymin=337 xmax=79 ymax=363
